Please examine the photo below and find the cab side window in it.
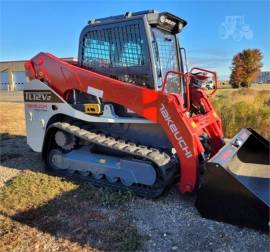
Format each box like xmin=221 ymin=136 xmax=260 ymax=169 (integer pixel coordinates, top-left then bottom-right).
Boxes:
xmin=80 ymin=21 xmax=153 ymax=87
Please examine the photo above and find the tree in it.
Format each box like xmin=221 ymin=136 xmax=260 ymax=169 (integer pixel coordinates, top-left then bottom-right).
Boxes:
xmin=229 ymin=49 xmax=263 ymax=88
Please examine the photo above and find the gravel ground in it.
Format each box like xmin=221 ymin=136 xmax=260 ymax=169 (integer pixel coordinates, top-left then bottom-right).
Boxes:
xmin=1 ymin=136 xmax=269 ymax=251
xmin=0 ymin=98 xmax=269 ymax=251
xmin=129 ymin=188 xmax=269 ymax=251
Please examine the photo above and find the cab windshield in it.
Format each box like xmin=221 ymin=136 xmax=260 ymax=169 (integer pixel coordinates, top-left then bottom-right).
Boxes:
xmin=152 ymin=28 xmax=182 ymax=93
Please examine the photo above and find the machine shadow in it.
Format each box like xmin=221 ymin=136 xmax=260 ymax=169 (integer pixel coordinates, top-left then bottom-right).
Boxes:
xmin=0 ymin=133 xmax=45 ymax=172
xmin=0 ymin=133 xmax=25 ymax=144
xmin=10 ymin=183 xmax=140 ymax=251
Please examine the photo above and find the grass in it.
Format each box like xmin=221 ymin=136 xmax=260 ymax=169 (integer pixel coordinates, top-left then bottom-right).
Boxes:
xmin=212 ymin=88 xmax=270 ymax=140
xmin=219 ymin=83 xmax=270 ymax=90
xmin=0 ymin=85 xmax=269 ymax=250
xmin=0 ymin=101 xmax=141 ymax=251
xmin=0 ymin=215 xmax=15 ymax=236
xmin=0 ymin=171 xmax=141 ymax=251
xmin=0 ymin=102 xmax=26 ymax=136
xmin=0 ymin=171 xmax=77 ymax=215
xmin=100 ymin=189 xmax=135 ymax=207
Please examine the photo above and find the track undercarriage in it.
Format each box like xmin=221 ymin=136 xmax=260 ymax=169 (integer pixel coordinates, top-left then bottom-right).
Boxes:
xmin=44 ymin=122 xmax=179 ymax=198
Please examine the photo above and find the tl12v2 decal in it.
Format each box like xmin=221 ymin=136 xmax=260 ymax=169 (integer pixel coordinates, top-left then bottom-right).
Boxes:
xmin=24 ymin=90 xmax=63 ymax=103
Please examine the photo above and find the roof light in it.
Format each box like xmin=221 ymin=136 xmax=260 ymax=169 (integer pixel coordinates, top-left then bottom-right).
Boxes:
xmin=178 ymin=22 xmax=184 ymax=31
xmin=160 ymin=15 xmax=166 ymax=23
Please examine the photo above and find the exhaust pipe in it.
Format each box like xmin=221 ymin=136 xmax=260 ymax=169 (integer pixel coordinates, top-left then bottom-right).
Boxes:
xmin=195 ymin=129 xmax=270 ymax=232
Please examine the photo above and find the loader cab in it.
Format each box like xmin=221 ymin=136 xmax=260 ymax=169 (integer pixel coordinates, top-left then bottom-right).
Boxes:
xmin=78 ymin=10 xmax=187 ymax=94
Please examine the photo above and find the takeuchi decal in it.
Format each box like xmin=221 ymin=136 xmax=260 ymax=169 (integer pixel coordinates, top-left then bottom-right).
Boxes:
xmin=26 ymin=103 xmax=48 ymax=110
xmin=160 ymin=103 xmax=192 ymax=158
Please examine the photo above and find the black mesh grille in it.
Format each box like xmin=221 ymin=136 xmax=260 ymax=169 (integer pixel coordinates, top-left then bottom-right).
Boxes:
xmin=80 ymin=22 xmax=153 ymax=87
xmin=82 ymin=24 xmax=145 ymax=68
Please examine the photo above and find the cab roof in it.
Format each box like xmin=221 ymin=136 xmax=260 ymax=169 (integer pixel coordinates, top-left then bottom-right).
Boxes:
xmin=87 ymin=10 xmax=187 ymax=34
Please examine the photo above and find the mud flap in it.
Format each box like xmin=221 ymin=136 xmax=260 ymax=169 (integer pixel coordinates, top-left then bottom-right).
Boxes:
xmin=195 ymin=129 xmax=270 ymax=231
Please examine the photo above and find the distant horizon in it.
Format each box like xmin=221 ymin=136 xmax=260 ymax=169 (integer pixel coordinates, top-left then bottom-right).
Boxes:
xmin=1 ymin=56 xmax=269 ymax=82
xmin=1 ymin=58 xmax=269 ymax=81
xmin=1 ymin=0 xmax=269 ymax=77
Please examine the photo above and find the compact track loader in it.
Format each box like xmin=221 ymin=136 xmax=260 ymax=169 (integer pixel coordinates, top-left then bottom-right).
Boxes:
xmin=23 ymin=10 xmax=269 ymax=231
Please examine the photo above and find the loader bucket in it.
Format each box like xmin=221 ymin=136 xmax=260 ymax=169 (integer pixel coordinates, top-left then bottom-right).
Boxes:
xmin=195 ymin=128 xmax=270 ymax=231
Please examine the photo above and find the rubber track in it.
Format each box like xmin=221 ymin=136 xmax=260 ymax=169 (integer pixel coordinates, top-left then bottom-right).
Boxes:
xmin=47 ymin=122 xmax=176 ymax=198
xmin=52 ymin=122 xmax=171 ymax=166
